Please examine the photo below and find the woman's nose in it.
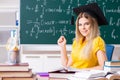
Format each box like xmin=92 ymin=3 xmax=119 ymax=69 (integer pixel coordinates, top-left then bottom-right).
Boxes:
xmin=82 ymin=25 xmax=85 ymax=29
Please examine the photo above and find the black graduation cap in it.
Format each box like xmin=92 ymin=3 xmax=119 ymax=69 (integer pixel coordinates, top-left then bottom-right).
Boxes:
xmin=72 ymin=3 xmax=108 ymax=26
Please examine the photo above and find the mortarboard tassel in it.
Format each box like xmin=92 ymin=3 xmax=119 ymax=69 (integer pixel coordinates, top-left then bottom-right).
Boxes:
xmin=71 ymin=15 xmax=74 ymax=25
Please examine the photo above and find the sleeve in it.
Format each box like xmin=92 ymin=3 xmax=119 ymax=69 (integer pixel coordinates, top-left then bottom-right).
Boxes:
xmin=71 ymin=40 xmax=76 ymax=50
xmin=93 ymin=36 xmax=106 ymax=55
xmin=70 ymin=39 xmax=77 ymax=58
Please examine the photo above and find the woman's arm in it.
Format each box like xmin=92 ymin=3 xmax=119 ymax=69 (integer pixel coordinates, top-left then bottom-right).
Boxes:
xmin=57 ymin=36 xmax=72 ymax=67
xmin=84 ymin=50 xmax=107 ymax=70
xmin=60 ymin=45 xmax=68 ymax=67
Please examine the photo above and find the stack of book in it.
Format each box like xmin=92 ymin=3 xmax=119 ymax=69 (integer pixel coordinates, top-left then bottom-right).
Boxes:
xmin=0 ymin=63 xmax=34 ymax=80
xmin=36 ymin=72 xmax=67 ymax=80
xmin=104 ymin=60 xmax=120 ymax=72
xmin=36 ymin=67 xmax=76 ymax=80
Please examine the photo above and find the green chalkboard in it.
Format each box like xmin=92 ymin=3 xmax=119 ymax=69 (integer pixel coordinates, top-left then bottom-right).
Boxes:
xmin=20 ymin=0 xmax=120 ymax=44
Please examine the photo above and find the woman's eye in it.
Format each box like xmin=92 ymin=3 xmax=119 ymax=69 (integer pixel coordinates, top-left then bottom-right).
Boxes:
xmin=79 ymin=24 xmax=82 ymax=26
xmin=85 ymin=22 xmax=89 ymax=25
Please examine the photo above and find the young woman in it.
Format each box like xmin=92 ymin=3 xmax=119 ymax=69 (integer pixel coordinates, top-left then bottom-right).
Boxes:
xmin=57 ymin=3 xmax=108 ymax=70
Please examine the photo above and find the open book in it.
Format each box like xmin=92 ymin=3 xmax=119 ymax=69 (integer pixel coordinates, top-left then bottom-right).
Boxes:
xmin=48 ymin=67 xmax=76 ymax=78
xmin=68 ymin=70 xmax=120 ymax=80
xmin=48 ymin=67 xmax=82 ymax=73
xmin=94 ymin=71 xmax=120 ymax=80
xmin=48 ymin=67 xmax=88 ymax=78
xmin=48 ymin=67 xmax=120 ymax=79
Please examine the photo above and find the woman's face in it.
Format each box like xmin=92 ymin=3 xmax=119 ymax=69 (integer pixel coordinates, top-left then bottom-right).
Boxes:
xmin=78 ymin=17 xmax=91 ymax=37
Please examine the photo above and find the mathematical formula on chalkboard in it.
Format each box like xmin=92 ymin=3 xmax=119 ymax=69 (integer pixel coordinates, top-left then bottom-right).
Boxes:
xmin=20 ymin=0 xmax=120 ymax=44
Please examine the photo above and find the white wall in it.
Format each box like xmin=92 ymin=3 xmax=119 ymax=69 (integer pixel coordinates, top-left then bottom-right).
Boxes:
xmin=0 ymin=0 xmax=19 ymax=9
xmin=0 ymin=0 xmax=19 ymax=63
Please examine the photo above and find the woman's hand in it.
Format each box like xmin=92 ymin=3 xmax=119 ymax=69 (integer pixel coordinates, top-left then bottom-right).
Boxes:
xmin=57 ymin=36 xmax=66 ymax=47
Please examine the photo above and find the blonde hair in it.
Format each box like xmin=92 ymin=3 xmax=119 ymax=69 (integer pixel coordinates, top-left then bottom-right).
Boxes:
xmin=75 ymin=12 xmax=100 ymax=59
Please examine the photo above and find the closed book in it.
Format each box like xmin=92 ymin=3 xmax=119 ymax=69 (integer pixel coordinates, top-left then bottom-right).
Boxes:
xmin=104 ymin=61 xmax=120 ymax=66
xmin=0 ymin=63 xmax=29 ymax=71
xmin=35 ymin=72 xmax=49 ymax=80
xmin=104 ymin=66 xmax=120 ymax=72
xmin=2 ymin=77 xmax=34 ymax=80
xmin=2 ymin=74 xmax=35 ymax=80
xmin=49 ymin=68 xmax=75 ymax=78
xmin=36 ymin=72 xmax=49 ymax=77
xmin=0 ymin=69 xmax=32 ymax=77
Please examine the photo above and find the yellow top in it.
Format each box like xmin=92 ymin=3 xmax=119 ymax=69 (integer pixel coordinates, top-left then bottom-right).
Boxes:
xmin=71 ymin=36 xmax=106 ymax=69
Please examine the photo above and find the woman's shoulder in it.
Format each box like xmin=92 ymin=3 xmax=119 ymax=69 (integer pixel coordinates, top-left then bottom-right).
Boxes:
xmin=93 ymin=36 xmax=105 ymax=44
xmin=72 ymin=39 xmax=77 ymax=46
xmin=72 ymin=38 xmax=81 ymax=47
xmin=93 ymin=36 xmax=106 ymax=52
xmin=94 ymin=36 xmax=104 ymax=42
xmin=72 ymin=38 xmax=83 ymax=44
